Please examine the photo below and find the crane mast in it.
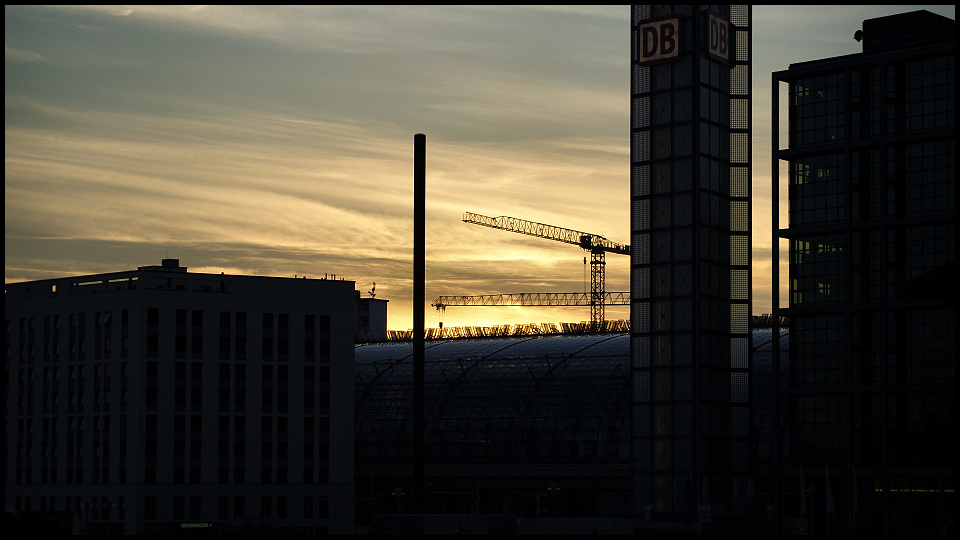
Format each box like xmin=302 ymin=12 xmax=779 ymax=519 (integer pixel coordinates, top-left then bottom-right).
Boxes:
xmin=461 ymin=212 xmax=630 ymax=327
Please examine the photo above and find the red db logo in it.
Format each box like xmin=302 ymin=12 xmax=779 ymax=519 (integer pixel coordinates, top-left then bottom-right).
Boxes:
xmin=707 ymin=12 xmax=730 ymax=64
xmin=637 ymin=15 xmax=681 ymax=66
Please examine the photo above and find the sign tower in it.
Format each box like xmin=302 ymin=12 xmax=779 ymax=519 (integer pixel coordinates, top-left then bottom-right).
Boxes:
xmin=630 ymin=5 xmax=752 ymax=519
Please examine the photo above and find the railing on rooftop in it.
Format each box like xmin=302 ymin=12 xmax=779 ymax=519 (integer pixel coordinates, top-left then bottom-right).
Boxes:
xmin=356 ymin=319 xmax=631 ymax=343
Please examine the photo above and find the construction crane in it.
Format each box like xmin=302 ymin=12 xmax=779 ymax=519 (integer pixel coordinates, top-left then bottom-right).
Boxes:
xmin=432 ymin=292 xmax=629 ymax=309
xmin=447 ymin=212 xmax=631 ymax=327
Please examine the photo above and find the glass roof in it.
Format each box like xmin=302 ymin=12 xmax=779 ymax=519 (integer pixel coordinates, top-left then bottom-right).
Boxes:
xmin=355 ymin=331 xmax=783 ymax=464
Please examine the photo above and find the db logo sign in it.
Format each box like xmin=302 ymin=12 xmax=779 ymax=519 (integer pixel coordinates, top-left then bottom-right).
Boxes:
xmin=636 ymin=15 xmax=680 ymax=66
xmin=707 ymin=12 xmax=730 ymax=64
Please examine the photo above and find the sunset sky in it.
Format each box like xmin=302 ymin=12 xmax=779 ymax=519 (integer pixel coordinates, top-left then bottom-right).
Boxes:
xmin=5 ymin=5 xmax=954 ymax=330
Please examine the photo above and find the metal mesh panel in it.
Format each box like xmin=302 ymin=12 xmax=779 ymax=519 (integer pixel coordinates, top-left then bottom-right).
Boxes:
xmin=730 ymin=304 xmax=749 ymax=333
xmin=634 ymin=96 xmax=650 ymax=129
xmin=653 ymin=162 xmax=672 ymax=194
xmin=730 ymin=64 xmax=749 ymax=95
xmin=654 ymin=440 xmax=671 ymax=472
xmin=653 ymin=266 xmax=671 ymax=297
xmin=730 ymin=132 xmax=749 ymax=163
xmin=710 ymin=194 xmax=721 ymax=229
xmin=673 ymin=264 xmax=692 ymax=295
xmin=673 ymin=55 xmax=693 ymax=88
xmin=710 ymin=124 xmax=721 ymax=159
xmin=634 ymin=5 xmax=651 ymax=23
xmin=673 ymin=297 xmax=692 ymax=330
xmin=673 ymin=195 xmax=691 ymax=225
xmin=633 ymin=336 xmax=650 ymax=367
xmin=731 ymin=405 xmax=748 ymax=436
xmin=673 ymin=333 xmax=692 ymax=365
xmin=651 ymin=5 xmax=672 ymax=17
xmin=730 ymin=234 xmax=749 ymax=266
xmin=652 ymin=196 xmax=671 ymax=228
xmin=731 ymin=440 xmax=749 ymax=472
xmin=634 ymin=267 xmax=650 ymax=298
xmin=634 ymin=233 xmax=650 ymax=264
xmin=633 ymin=165 xmax=650 ymax=197
xmin=653 ymin=300 xmax=671 ymax=331
xmin=730 ymin=98 xmax=748 ymax=130
xmin=653 ymin=94 xmax=671 ymax=125
xmin=730 ymin=200 xmax=748 ymax=232
xmin=673 ymin=125 xmax=692 ymax=157
xmin=730 ymin=337 xmax=749 ymax=369
xmin=730 ymin=165 xmax=749 ymax=197
xmin=673 ymin=228 xmax=692 ymax=261
xmin=673 ymin=407 xmax=691 ymax=438
xmin=634 ymin=198 xmax=650 ymax=230
xmin=729 ymin=5 xmax=749 ymax=27
xmin=652 ymin=230 xmax=672 ymax=263
xmin=634 ymin=371 xmax=650 ymax=401
xmin=634 ymin=300 xmax=649 ymax=332
xmin=674 ymin=159 xmax=692 ymax=191
xmin=731 ymin=269 xmax=748 ymax=300
xmin=673 ymin=90 xmax=692 ymax=122
xmin=634 ymin=65 xmax=650 ymax=94
xmin=710 ymin=89 xmax=721 ymax=124
xmin=652 ymin=64 xmax=672 ymax=91
xmin=653 ymin=337 xmax=671 ymax=366
xmin=653 ymin=128 xmax=671 ymax=160
xmin=654 ymin=371 xmax=671 ymax=402
xmin=731 ymin=373 xmax=749 ymax=403
xmin=634 ymin=130 xmax=650 ymax=162
xmin=736 ymin=30 xmax=749 ymax=62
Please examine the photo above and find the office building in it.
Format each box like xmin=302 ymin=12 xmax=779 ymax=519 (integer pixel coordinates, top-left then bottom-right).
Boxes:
xmin=5 ymin=259 xmax=356 ymax=534
xmin=630 ymin=5 xmax=752 ymax=519
xmin=772 ymin=10 xmax=955 ymax=535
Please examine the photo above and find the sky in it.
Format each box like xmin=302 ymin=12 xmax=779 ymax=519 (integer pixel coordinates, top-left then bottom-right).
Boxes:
xmin=5 ymin=5 xmax=955 ymax=330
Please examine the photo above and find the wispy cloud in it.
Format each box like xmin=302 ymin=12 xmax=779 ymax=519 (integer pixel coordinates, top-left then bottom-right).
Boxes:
xmin=5 ymin=45 xmax=46 ymax=62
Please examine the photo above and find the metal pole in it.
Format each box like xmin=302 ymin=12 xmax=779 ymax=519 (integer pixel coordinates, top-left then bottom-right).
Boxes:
xmin=771 ymin=70 xmax=782 ymax=534
xmin=413 ymin=134 xmax=426 ymax=513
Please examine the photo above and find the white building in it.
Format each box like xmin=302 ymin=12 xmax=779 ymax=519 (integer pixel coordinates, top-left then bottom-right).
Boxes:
xmin=5 ymin=259 xmax=356 ymax=534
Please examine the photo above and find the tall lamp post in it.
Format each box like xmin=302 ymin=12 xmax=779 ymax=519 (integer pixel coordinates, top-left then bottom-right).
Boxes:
xmin=394 ymin=487 xmax=405 ymax=536
xmin=548 ymin=483 xmax=560 ymax=535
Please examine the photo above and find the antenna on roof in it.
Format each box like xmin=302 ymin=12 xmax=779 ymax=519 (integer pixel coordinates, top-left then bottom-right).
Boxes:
xmin=369 ymin=282 xmax=376 ymax=298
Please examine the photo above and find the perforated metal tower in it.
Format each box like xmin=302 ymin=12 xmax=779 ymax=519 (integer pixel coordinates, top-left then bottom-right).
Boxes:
xmin=630 ymin=5 xmax=751 ymax=519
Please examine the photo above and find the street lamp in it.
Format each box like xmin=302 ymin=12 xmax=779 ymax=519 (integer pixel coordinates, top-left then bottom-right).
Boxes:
xmin=394 ymin=487 xmax=405 ymax=536
xmin=548 ymin=483 xmax=560 ymax=535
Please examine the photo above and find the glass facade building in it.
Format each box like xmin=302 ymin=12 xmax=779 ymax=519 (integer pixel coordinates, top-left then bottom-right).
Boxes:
xmin=772 ymin=10 xmax=955 ymax=535
xmin=630 ymin=5 xmax=752 ymax=519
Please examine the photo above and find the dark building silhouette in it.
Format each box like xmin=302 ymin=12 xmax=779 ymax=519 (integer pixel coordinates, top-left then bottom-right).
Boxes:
xmin=4 ymin=260 xmax=357 ymax=534
xmin=354 ymin=327 xmax=782 ymax=534
xmin=630 ymin=5 xmax=752 ymax=520
xmin=772 ymin=10 xmax=955 ymax=535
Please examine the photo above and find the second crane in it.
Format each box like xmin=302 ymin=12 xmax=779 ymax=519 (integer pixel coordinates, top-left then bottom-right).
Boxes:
xmin=462 ymin=212 xmax=630 ymax=327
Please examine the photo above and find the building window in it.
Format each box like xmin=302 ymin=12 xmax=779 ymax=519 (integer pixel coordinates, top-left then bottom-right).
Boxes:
xmin=790 ymin=72 xmax=845 ymax=147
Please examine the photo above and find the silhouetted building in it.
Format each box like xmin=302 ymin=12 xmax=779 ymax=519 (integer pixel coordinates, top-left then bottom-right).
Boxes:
xmin=5 ymin=259 xmax=356 ymax=534
xmin=356 ymin=295 xmax=388 ymax=338
xmin=630 ymin=5 xmax=752 ymax=521
xmin=772 ymin=10 xmax=955 ymax=535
